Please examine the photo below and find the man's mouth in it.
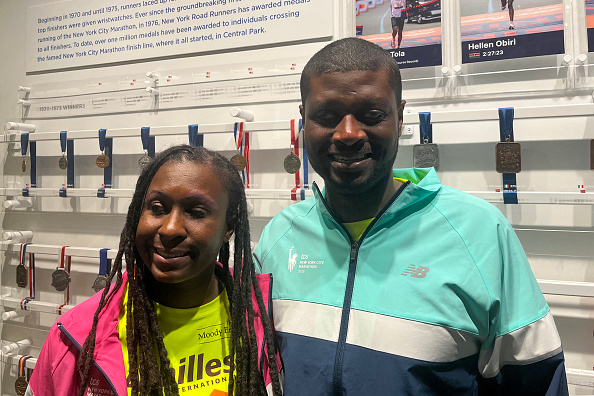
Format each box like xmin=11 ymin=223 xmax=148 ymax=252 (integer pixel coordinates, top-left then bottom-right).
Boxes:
xmin=330 ymin=152 xmax=372 ymax=164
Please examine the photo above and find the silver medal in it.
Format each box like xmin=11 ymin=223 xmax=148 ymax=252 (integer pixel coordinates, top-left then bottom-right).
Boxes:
xmin=413 ymin=143 xmax=440 ymax=170
xmin=284 ymin=153 xmax=301 ymax=174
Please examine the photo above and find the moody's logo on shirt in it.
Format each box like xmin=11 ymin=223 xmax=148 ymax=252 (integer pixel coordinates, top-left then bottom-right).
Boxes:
xmin=287 ymin=246 xmax=324 ymax=274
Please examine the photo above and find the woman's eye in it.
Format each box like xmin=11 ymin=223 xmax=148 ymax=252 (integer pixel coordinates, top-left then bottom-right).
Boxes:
xmin=149 ymin=202 xmax=165 ymax=215
xmin=188 ymin=209 xmax=206 ymax=219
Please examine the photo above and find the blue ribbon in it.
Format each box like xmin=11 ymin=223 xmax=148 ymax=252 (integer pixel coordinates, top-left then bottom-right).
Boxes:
xmin=60 ymin=131 xmax=67 ymax=153
xmin=21 ymin=243 xmax=30 ymax=266
xmin=67 ymin=140 xmax=74 ymax=188
xmin=419 ymin=112 xmax=432 ymax=144
xmin=188 ymin=124 xmax=203 ymax=147
xmin=299 ymin=119 xmax=309 ymax=189
xmin=99 ymin=248 xmax=110 ymax=276
xmin=498 ymin=108 xmax=518 ymax=205
xmin=20 ymin=133 xmax=29 ymax=156
xmin=98 ymin=129 xmax=107 ymax=151
xmin=141 ymin=127 xmax=150 ymax=151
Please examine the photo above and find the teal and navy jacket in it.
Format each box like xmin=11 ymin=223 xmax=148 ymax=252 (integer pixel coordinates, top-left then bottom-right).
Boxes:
xmin=255 ymin=168 xmax=568 ymax=395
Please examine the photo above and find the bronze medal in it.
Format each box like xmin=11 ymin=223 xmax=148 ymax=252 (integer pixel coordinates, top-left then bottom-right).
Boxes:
xmin=138 ymin=155 xmax=151 ymax=168
xmin=59 ymin=156 xmax=68 ymax=170
xmin=16 ymin=263 xmax=27 ymax=288
xmin=51 ymin=267 xmax=71 ymax=291
xmin=496 ymin=142 xmax=521 ymax=173
xmin=284 ymin=153 xmax=301 ymax=174
xmin=21 ymin=159 xmax=26 ymax=172
xmin=92 ymin=275 xmax=108 ymax=293
xmin=96 ymin=153 xmax=110 ymax=168
xmin=590 ymin=139 xmax=593 ymax=170
xmin=230 ymin=153 xmax=247 ymax=171
xmin=413 ymin=143 xmax=440 ymax=170
xmin=15 ymin=376 xmax=28 ymax=396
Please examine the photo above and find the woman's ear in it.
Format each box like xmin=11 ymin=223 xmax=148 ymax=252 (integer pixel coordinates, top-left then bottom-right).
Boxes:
xmin=224 ymin=217 xmax=236 ymax=243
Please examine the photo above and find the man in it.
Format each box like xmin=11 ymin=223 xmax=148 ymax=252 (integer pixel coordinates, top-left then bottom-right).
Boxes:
xmin=254 ymin=38 xmax=568 ymax=395
xmin=501 ymin=0 xmax=515 ymax=30
xmin=391 ymin=0 xmax=406 ymax=48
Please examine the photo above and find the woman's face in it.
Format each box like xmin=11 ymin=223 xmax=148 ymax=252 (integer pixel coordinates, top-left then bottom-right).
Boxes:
xmin=135 ymin=160 xmax=233 ymax=285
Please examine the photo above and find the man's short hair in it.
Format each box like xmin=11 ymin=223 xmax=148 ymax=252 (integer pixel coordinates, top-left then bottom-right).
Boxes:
xmin=300 ymin=37 xmax=402 ymax=107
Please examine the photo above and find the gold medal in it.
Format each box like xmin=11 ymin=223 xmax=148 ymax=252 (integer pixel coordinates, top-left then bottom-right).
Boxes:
xmin=21 ymin=158 xmax=26 ymax=172
xmin=230 ymin=153 xmax=247 ymax=171
xmin=15 ymin=376 xmax=28 ymax=396
xmin=96 ymin=153 xmax=110 ymax=168
xmin=496 ymin=142 xmax=521 ymax=173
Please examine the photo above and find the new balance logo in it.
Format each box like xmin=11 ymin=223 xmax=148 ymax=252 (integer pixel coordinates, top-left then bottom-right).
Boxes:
xmin=401 ymin=264 xmax=430 ymax=278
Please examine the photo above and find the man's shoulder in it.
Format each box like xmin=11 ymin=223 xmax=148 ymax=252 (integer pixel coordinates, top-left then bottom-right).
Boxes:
xmin=266 ymin=196 xmax=319 ymax=227
xmin=434 ymin=185 xmax=507 ymax=223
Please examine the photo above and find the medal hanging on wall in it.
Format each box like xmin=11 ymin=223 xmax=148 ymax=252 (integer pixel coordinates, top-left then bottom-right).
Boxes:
xmin=92 ymin=248 xmax=111 ymax=293
xmin=413 ymin=112 xmax=440 ymax=170
xmin=14 ymin=355 xmax=32 ymax=396
xmin=284 ymin=119 xmax=302 ymax=174
xmin=96 ymin=128 xmax=110 ymax=169
xmin=231 ymin=122 xmax=247 ymax=171
xmin=51 ymin=246 xmax=71 ymax=292
xmin=138 ymin=127 xmax=152 ymax=168
xmin=496 ymin=109 xmax=521 ymax=174
xmin=20 ymin=133 xmax=29 ymax=173
xmin=16 ymin=243 xmax=29 ymax=288
xmin=59 ymin=131 xmax=68 ymax=170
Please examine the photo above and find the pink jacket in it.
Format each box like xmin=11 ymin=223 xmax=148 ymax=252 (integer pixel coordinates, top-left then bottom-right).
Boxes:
xmin=28 ymin=271 xmax=282 ymax=396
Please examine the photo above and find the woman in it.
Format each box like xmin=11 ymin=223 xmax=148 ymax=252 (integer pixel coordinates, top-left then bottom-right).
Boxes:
xmin=28 ymin=145 xmax=282 ymax=396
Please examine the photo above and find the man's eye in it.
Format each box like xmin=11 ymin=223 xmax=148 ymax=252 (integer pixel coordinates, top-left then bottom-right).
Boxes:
xmin=312 ymin=112 xmax=340 ymax=127
xmin=360 ymin=111 xmax=386 ymax=125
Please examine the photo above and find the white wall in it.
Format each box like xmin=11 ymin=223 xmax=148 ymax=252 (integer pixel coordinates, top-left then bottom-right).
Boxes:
xmin=1 ymin=0 xmax=593 ymax=394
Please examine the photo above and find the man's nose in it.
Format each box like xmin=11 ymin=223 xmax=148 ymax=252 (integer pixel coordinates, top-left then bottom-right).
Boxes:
xmin=332 ymin=114 xmax=366 ymax=146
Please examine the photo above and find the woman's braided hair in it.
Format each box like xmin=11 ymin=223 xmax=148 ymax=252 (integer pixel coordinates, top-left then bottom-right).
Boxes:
xmin=76 ymin=144 xmax=282 ymax=396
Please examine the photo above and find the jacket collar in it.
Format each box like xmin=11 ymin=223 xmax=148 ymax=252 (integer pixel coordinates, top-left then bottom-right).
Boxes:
xmin=312 ymin=167 xmax=442 ymax=227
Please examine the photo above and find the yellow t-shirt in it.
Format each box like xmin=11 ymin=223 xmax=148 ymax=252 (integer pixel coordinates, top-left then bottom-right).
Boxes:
xmin=117 ymin=284 xmax=233 ymax=396
xmin=342 ymin=178 xmax=409 ymax=241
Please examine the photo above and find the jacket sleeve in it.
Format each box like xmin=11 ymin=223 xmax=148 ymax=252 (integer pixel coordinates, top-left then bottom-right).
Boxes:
xmin=477 ymin=219 xmax=569 ymax=395
xmin=28 ymin=326 xmax=58 ymax=396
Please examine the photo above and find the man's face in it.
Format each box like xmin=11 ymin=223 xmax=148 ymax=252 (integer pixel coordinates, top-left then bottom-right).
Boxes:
xmin=300 ymin=69 xmax=405 ymax=195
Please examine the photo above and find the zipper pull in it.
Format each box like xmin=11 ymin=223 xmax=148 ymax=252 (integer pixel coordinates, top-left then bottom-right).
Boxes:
xmin=350 ymin=242 xmax=358 ymax=262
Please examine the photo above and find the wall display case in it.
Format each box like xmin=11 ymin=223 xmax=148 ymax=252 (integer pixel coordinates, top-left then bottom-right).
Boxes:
xmin=1 ymin=0 xmax=594 ymax=394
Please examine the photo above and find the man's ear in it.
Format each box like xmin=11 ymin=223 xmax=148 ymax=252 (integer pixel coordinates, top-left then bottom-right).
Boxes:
xmin=299 ymin=104 xmax=305 ymax=121
xmin=398 ymin=99 xmax=406 ymax=137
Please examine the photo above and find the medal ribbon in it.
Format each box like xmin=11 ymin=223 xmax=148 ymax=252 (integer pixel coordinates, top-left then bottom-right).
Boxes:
xmin=60 ymin=246 xmax=72 ymax=306
xmin=18 ymin=355 xmax=32 ymax=378
xmin=498 ymin=108 xmax=518 ymax=205
xmin=98 ymin=128 xmax=107 ymax=153
xmin=20 ymin=133 xmax=29 ymax=158
xmin=419 ymin=112 xmax=433 ymax=144
xmin=141 ymin=127 xmax=150 ymax=154
xmin=19 ymin=243 xmax=30 ymax=268
xmin=188 ymin=124 xmax=204 ymax=147
xmin=290 ymin=119 xmax=309 ymax=201
xmin=233 ymin=122 xmax=250 ymax=186
xmin=67 ymin=136 xmax=74 ymax=189
xmin=60 ymin=131 xmax=67 ymax=154
xmin=99 ymin=248 xmax=111 ymax=278
xmin=20 ymin=245 xmax=35 ymax=310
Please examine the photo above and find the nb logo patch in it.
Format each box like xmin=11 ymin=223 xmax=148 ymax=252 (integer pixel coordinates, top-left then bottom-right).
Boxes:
xmin=401 ymin=264 xmax=430 ymax=278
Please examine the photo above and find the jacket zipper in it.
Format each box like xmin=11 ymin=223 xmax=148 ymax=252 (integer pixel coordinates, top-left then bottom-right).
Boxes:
xmin=313 ymin=181 xmax=410 ymax=395
xmin=57 ymin=322 xmax=120 ymax=396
